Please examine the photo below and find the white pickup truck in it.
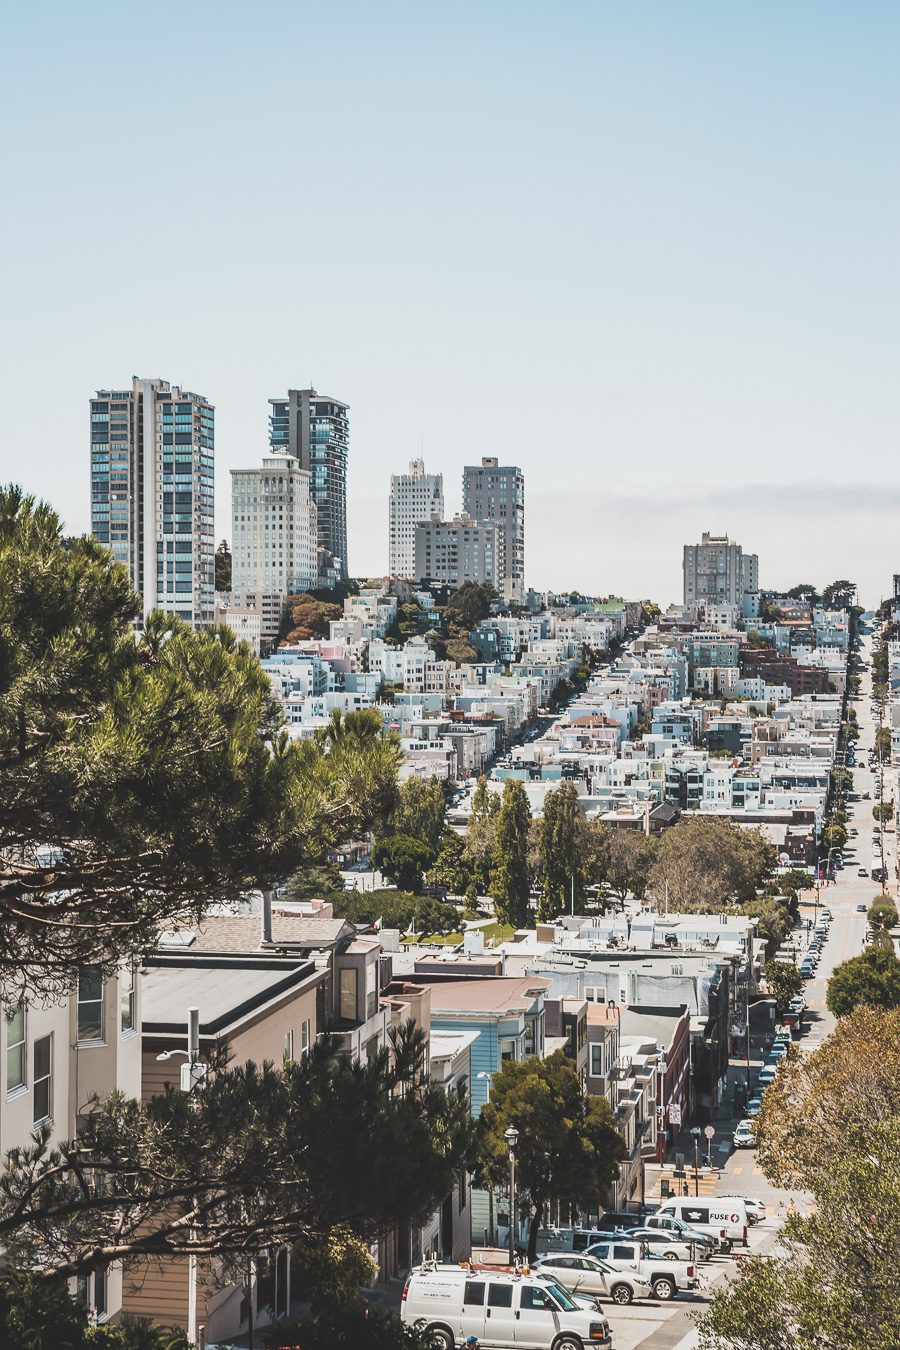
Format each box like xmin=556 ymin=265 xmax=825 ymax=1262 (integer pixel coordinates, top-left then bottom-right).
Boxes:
xmin=585 ymin=1238 xmax=699 ymax=1301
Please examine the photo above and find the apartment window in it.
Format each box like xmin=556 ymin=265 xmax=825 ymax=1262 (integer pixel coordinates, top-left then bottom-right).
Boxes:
xmin=301 ymin=1019 xmax=311 ymax=1053
xmin=33 ymin=1034 xmax=52 ymax=1125
xmin=283 ymin=1029 xmax=294 ymax=1061
xmin=499 ymin=1037 xmax=517 ymax=1062
xmin=339 ymin=968 xmax=358 ymax=1021
xmin=77 ymin=966 xmax=104 ymax=1042
xmin=120 ymin=964 xmax=135 ymax=1035
xmin=590 ymin=1043 xmax=605 ymax=1078
xmin=94 ymin=1266 xmax=107 ymax=1318
xmin=6 ymin=1002 xmax=26 ymax=1093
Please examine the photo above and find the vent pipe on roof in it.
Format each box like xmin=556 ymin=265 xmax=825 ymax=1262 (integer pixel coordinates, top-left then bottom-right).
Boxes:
xmin=261 ymin=888 xmax=274 ymax=946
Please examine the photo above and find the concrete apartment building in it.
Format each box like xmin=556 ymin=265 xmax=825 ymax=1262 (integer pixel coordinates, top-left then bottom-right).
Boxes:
xmin=90 ymin=377 xmax=215 ymax=628
xmin=230 ymin=452 xmax=318 ymax=597
xmin=462 ymin=457 xmax=525 ymax=601
xmin=389 ymin=458 xmax=444 ymax=577
xmin=214 ymin=589 xmax=284 ymax=657
xmin=268 ymin=388 xmax=349 ymax=580
xmin=1 ymin=967 xmax=142 ymax=1321
xmin=414 ymin=513 xmax=501 ymax=589
xmin=683 ymin=532 xmax=758 ymax=612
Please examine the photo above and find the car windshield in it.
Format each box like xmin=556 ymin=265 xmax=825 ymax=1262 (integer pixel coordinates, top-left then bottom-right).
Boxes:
xmin=537 ymin=1277 xmax=579 ymax=1311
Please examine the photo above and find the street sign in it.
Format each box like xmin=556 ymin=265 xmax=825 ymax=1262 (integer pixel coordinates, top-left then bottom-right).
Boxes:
xmin=668 ymin=1103 xmax=682 ymax=1126
xmin=704 ymin=1125 xmax=716 ymax=1138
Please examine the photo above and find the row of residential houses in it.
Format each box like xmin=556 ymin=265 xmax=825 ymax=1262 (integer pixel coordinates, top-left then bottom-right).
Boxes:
xmin=0 ymin=888 xmax=765 ymax=1342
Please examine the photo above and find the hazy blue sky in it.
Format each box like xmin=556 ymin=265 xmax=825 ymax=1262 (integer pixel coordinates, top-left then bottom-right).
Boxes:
xmin=2 ymin=2 xmax=899 ymax=605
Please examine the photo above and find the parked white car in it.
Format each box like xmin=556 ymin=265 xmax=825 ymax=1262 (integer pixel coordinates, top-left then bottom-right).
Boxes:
xmin=534 ymin=1252 xmax=654 ymax=1306
xmin=733 ymin=1119 xmax=756 ymax=1148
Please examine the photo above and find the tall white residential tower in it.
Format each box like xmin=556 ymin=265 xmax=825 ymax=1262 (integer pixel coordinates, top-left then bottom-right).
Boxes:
xmin=388 ymin=458 xmax=444 ymax=577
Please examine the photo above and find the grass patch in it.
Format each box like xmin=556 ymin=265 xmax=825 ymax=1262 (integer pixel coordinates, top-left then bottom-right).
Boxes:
xmin=405 ymin=920 xmax=516 ymax=947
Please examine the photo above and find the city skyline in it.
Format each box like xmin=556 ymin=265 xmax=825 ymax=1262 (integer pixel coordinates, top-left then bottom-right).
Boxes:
xmin=5 ymin=3 xmax=900 ymax=606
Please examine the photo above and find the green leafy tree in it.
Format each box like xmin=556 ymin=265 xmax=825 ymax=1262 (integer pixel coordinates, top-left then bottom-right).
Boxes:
xmin=477 ymin=1052 xmax=627 ymax=1260
xmin=214 ymin=538 xmax=231 ymax=592
xmin=868 ymin=898 xmax=899 ymax=931
xmin=463 ymin=776 xmax=500 ymax=886
xmin=786 ymin=583 xmax=821 ymax=607
xmin=826 ymin=947 xmax=900 ymax=1017
xmin=649 ymin=816 xmax=776 ymax=910
xmin=821 ymin=579 xmax=856 ymax=610
xmin=738 ymin=895 xmax=797 ymax=961
xmin=427 ymin=830 xmax=470 ymax=896
xmin=372 ymin=834 xmax=433 ymax=893
xmin=604 ymin=828 xmax=656 ymax=902
xmin=765 ymin=960 xmax=805 ymax=1014
xmin=823 ymin=823 xmax=847 ymax=850
xmin=874 ymin=726 xmax=892 ymax=761
xmin=489 ymin=779 xmax=533 ymax=927
xmin=0 ymin=488 xmax=400 ymax=993
xmin=0 ymin=1033 xmax=475 ymax=1284
xmin=280 ymin=592 xmax=343 ymax=641
xmin=284 ymin=860 xmax=345 ymax=902
xmin=390 ymin=776 xmax=447 ymax=858
xmin=536 ymin=783 xmax=588 ymax=921
xmin=702 ymin=1009 xmax=900 ymax=1350
xmin=444 ymin=581 xmax=496 ymax=632
xmin=873 ymin=801 xmax=894 ymax=824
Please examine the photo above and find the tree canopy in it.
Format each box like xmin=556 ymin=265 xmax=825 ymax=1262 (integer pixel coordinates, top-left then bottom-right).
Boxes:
xmin=0 ymin=490 xmax=399 ymax=992
xmin=765 ymin=960 xmax=805 ymax=1014
xmin=648 ymin=816 xmax=776 ymax=910
xmin=0 ymin=1031 xmax=475 ymax=1285
xmin=280 ymin=592 xmax=343 ymax=641
xmin=700 ymin=1008 xmax=900 ymax=1350
xmin=825 ymin=946 xmax=900 ymax=1018
xmin=489 ymin=779 xmax=533 ymax=927
xmin=477 ymin=1051 xmax=626 ymax=1260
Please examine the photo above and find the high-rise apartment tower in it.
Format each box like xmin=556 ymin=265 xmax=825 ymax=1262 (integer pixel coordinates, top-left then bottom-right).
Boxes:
xmin=230 ymin=453 xmax=318 ymax=595
xmin=388 ymin=458 xmax=444 ymax=577
xmin=268 ymin=388 xmax=349 ymax=580
xmin=462 ymin=456 xmax=524 ymax=601
xmin=683 ymin=532 xmax=759 ymax=609
xmin=89 ymin=377 xmax=214 ymax=627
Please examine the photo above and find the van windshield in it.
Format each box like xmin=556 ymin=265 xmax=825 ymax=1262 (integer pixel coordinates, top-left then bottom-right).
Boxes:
xmin=539 ymin=1279 xmax=579 ymax=1312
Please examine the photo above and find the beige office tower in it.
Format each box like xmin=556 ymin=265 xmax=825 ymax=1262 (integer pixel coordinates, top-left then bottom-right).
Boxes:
xmin=230 ymin=453 xmax=318 ymax=596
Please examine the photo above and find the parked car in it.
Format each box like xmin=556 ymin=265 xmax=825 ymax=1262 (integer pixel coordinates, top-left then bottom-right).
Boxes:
xmin=745 ymin=1099 xmax=763 ymax=1118
xmin=858 ymin=867 xmax=869 ymax=877
xmin=733 ymin=1119 xmax=756 ymax=1148
xmin=857 ymin=902 xmax=868 ymax=912
xmin=534 ymin=1253 xmax=654 ymax=1306
xmin=622 ymin=1228 xmax=694 ymax=1261
xmin=583 ymin=1240 xmax=698 ymax=1300
xmin=757 ymin=1066 xmax=778 ymax=1087
xmin=638 ymin=1212 xmax=724 ymax=1254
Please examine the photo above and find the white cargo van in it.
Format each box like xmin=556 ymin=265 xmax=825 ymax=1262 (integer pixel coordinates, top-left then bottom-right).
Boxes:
xmin=657 ymin=1197 xmax=749 ymax=1246
xmin=400 ymin=1263 xmax=612 ymax=1349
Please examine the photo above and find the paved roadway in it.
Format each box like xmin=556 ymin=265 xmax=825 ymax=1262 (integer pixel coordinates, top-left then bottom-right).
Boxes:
xmin=608 ymin=629 xmax=879 ymax=1350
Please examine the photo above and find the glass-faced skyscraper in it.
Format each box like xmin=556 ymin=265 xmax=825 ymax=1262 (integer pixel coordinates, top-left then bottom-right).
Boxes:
xmin=90 ymin=377 xmax=214 ymax=627
xmin=268 ymin=388 xmax=349 ymax=581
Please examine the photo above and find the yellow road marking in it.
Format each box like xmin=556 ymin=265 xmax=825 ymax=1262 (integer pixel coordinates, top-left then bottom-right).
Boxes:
xmin=752 ymin=1166 xmax=763 ymax=1176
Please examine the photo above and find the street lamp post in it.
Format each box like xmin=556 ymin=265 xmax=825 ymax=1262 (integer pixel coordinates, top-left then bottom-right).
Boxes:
xmin=505 ymin=1126 xmax=519 ymax=1265
xmin=690 ymin=1126 xmax=702 ymax=1197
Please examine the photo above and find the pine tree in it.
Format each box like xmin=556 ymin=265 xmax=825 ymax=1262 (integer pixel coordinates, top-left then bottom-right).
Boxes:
xmin=537 ymin=782 xmax=584 ymax=921
xmin=489 ymin=779 xmax=532 ymax=927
